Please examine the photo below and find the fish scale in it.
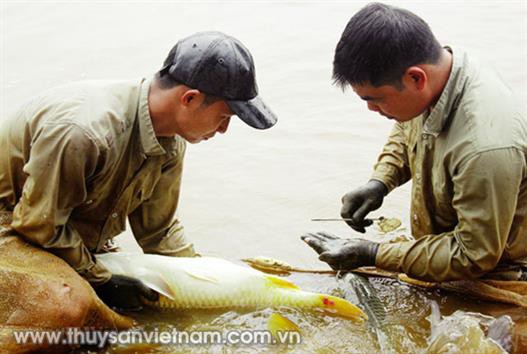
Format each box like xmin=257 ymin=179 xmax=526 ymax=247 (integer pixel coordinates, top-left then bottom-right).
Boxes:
xmin=96 ymin=253 xmax=367 ymax=321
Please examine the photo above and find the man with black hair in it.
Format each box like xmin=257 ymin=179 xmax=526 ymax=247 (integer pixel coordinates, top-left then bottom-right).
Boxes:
xmin=0 ymin=31 xmax=277 ymax=310
xmin=302 ymin=3 xmax=527 ymax=282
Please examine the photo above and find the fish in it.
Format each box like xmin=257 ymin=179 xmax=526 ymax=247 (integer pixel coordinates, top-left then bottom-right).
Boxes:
xmin=95 ymin=253 xmax=367 ymax=322
xmin=341 ymin=273 xmax=387 ymax=328
xmin=340 ymin=273 xmax=396 ymax=353
xmin=267 ymin=313 xmax=301 ymax=341
xmin=426 ymin=301 xmax=512 ymax=354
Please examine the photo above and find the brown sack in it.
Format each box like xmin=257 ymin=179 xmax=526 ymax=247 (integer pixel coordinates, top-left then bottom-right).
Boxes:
xmin=0 ymin=234 xmax=134 ymax=353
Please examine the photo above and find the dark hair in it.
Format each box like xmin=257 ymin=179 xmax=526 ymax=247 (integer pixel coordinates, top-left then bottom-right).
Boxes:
xmin=155 ymin=46 xmax=221 ymax=106
xmin=333 ymin=2 xmax=442 ymax=88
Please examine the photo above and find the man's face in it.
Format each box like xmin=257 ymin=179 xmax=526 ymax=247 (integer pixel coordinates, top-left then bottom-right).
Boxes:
xmin=178 ymin=99 xmax=233 ymax=144
xmin=352 ymin=82 xmax=427 ymax=122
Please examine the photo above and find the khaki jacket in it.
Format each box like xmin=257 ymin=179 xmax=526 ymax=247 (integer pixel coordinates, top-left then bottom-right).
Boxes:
xmin=0 ymin=79 xmax=194 ymax=284
xmin=372 ymin=47 xmax=527 ymax=282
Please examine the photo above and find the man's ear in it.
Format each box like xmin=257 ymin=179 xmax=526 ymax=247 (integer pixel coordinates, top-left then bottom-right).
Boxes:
xmin=404 ymin=66 xmax=427 ymax=91
xmin=180 ymin=89 xmax=205 ymax=107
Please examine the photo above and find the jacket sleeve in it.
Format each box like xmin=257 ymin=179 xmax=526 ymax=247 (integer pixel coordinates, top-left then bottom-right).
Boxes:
xmin=371 ymin=122 xmax=412 ymax=192
xmin=376 ymin=148 xmax=524 ymax=282
xmin=129 ymin=140 xmax=196 ymax=257
xmin=11 ymin=123 xmax=111 ymax=285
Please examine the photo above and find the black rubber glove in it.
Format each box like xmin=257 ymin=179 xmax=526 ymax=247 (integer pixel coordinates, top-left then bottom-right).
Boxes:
xmin=340 ymin=179 xmax=388 ymax=233
xmin=301 ymin=231 xmax=379 ymax=271
xmin=94 ymin=274 xmax=159 ymax=312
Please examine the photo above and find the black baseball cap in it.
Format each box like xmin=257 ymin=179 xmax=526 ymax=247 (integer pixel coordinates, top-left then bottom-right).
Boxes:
xmin=159 ymin=31 xmax=277 ymax=130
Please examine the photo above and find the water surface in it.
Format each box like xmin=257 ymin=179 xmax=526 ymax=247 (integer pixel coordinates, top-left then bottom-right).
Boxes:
xmin=2 ymin=1 xmax=526 ymax=352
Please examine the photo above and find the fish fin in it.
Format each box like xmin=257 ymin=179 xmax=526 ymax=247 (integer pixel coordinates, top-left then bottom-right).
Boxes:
xmin=267 ymin=313 xmax=300 ymax=340
xmin=265 ymin=275 xmax=300 ymax=290
xmin=140 ymin=273 xmax=177 ymax=300
xmin=96 ymin=254 xmax=178 ymax=300
xmin=316 ymin=294 xmax=368 ymax=323
xmin=184 ymin=270 xmax=219 ymax=283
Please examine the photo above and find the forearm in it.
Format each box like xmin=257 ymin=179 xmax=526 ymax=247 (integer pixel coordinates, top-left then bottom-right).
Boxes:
xmin=52 ymin=242 xmax=111 ymax=285
xmin=376 ymin=232 xmax=498 ymax=282
xmin=130 ymin=140 xmax=194 ymax=257
xmin=9 ymin=122 xmax=108 ymax=282
xmin=371 ymin=122 xmax=411 ymax=192
xmin=137 ymin=218 xmax=196 ymax=257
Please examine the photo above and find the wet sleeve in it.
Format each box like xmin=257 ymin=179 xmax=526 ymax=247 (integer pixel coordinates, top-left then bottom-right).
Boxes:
xmin=376 ymin=148 xmax=524 ymax=282
xmin=129 ymin=141 xmax=196 ymax=257
xmin=11 ymin=123 xmax=111 ymax=285
xmin=370 ymin=122 xmax=412 ymax=192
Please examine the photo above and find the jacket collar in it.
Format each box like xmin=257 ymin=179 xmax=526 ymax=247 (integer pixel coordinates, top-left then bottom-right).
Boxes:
xmin=423 ymin=46 xmax=468 ymax=137
xmin=137 ymin=78 xmax=167 ymax=156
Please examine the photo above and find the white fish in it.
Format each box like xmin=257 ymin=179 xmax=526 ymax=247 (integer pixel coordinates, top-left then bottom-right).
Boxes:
xmin=426 ymin=301 xmax=510 ymax=354
xmin=96 ymin=253 xmax=366 ymax=322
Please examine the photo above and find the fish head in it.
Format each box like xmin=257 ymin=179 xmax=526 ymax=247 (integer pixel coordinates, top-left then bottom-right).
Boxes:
xmin=316 ymin=294 xmax=368 ymax=323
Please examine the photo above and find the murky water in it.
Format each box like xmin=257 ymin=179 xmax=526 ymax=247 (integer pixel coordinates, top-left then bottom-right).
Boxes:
xmin=70 ymin=269 xmax=523 ymax=353
xmin=2 ymin=1 xmax=526 ymax=353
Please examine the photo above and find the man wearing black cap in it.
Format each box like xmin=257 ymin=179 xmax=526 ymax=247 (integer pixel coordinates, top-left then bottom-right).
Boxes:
xmin=0 ymin=31 xmax=277 ymax=311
